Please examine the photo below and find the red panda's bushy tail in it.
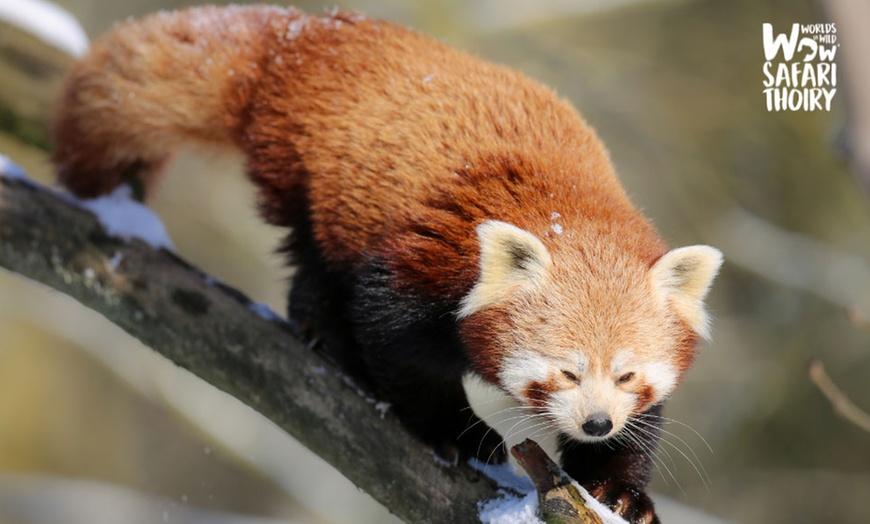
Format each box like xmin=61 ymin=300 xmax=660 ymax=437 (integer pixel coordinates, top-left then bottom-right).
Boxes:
xmin=52 ymin=5 xmax=296 ymax=198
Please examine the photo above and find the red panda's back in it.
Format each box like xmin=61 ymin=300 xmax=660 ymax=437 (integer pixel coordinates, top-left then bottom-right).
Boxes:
xmin=53 ymin=4 xmax=650 ymax=281
xmin=245 ymin=12 xmax=629 ymax=271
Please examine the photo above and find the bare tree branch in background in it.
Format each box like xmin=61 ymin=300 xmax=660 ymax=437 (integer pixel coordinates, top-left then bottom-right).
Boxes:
xmin=713 ymin=207 xmax=870 ymax=318
xmin=808 ymin=359 xmax=870 ymax=435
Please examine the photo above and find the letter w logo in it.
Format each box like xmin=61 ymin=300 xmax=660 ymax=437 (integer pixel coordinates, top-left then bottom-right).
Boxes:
xmin=762 ymin=23 xmax=800 ymax=61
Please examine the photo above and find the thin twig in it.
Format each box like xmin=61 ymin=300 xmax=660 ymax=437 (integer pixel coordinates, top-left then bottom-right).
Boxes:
xmin=808 ymin=359 xmax=870 ymax=435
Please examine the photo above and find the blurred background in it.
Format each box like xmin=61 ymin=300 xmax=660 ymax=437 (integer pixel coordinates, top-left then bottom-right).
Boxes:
xmin=1 ymin=0 xmax=869 ymax=522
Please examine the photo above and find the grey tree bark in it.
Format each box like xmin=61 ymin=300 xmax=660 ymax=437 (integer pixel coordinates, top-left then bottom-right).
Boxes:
xmin=0 ymin=173 xmax=601 ymax=523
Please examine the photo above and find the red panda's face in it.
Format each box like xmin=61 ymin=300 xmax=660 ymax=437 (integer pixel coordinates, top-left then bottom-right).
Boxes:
xmin=459 ymin=220 xmax=723 ymax=442
xmin=497 ymin=345 xmax=677 ymax=442
xmin=490 ymin=276 xmax=682 ymax=441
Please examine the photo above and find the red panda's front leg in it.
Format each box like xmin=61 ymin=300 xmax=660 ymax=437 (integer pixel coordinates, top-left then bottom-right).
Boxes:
xmin=349 ymin=258 xmax=507 ymax=465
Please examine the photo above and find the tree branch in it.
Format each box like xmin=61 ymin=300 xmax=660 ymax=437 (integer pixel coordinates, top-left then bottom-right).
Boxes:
xmin=512 ymin=440 xmax=605 ymax=524
xmin=808 ymin=359 xmax=870 ymax=435
xmin=0 ymin=171 xmax=610 ymax=523
xmin=0 ymin=173 xmax=499 ymax=522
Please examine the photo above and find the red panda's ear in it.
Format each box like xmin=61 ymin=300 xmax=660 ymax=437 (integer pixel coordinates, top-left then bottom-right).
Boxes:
xmin=650 ymin=245 xmax=724 ymax=339
xmin=457 ymin=220 xmax=552 ymax=319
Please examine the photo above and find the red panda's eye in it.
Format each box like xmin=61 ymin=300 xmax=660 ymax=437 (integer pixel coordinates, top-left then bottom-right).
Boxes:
xmin=562 ymin=370 xmax=580 ymax=383
xmin=616 ymin=372 xmax=635 ymax=385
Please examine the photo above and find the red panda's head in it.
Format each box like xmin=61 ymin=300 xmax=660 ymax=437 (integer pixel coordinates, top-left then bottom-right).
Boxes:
xmin=458 ymin=220 xmax=723 ymax=442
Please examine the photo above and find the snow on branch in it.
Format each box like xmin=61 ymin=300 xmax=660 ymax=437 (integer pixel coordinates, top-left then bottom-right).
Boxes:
xmin=0 ymin=166 xmax=610 ymax=524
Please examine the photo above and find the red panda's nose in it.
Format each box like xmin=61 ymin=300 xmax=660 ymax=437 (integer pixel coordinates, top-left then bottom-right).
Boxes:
xmin=581 ymin=415 xmax=613 ymax=437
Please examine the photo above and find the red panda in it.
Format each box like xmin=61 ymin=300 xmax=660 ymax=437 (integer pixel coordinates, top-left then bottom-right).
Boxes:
xmin=51 ymin=5 xmax=723 ymax=523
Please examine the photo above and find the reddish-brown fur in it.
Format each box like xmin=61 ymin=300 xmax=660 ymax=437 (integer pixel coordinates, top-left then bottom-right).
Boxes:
xmin=459 ymin=307 xmax=511 ymax=384
xmin=634 ymin=385 xmax=655 ymax=413
xmin=52 ymin=5 xmax=666 ymax=281
xmin=525 ymin=379 xmax=559 ymax=410
xmin=52 ymin=1 xmax=695 ymax=411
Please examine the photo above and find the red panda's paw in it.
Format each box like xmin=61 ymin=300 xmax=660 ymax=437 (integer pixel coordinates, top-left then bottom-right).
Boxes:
xmin=588 ymin=480 xmax=659 ymax=524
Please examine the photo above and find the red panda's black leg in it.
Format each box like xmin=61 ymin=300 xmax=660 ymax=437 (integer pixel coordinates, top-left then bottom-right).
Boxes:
xmin=286 ymin=243 xmax=504 ymax=463
xmin=287 ymin=262 xmax=369 ymax=372
xmin=283 ymin=223 xmax=371 ymax=379
xmin=558 ymin=403 xmax=663 ymax=524
xmin=350 ymin=258 xmax=507 ymax=464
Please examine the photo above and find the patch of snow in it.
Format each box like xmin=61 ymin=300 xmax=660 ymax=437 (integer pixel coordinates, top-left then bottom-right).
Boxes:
xmin=575 ymin=483 xmax=630 ymax=524
xmin=338 ymin=372 xmax=377 ymax=403
xmin=551 ymin=223 xmax=563 ymax=235
xmin=108 ymin=252 xmax=124 ymax=270
xmin=0 ymin=0 xmax=89 ymax=57
xmin=286 ymin=17 xmax=307 ymax=39
xmin=0 ymin=154 xmax=30 ymax=181
xmin=550 ymin=212 xmax=561 ymax=220
xmin=248 ymin=301 xmax=284 ymax=322
xmin=469 ymin=459 xmax=534 ymax=493
xmin=432 ymin=452 xmax=458 ymax=468
xmin=478 ymin=491 xmax=541 ymax=524
xmin=68 ymin=185 xmax=175 ymax=250
xmin=471 ymin=458 xmax=628 ymax=524
xmin=423 ymin=73 xmax=436 ymax=83
xmin=472 ymin=458 xmax=541 ymax=524
xmin=374 ymin=401 xmax=391 ymax=419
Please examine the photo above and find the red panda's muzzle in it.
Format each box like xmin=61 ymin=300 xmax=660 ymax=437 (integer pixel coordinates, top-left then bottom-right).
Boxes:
xmin=581 ymin=413 xmax=614 ymax=437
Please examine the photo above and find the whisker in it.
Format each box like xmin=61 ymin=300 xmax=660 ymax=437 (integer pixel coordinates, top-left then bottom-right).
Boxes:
xmin=458 ymin=404 xmax=539 ymax=439
xmin=622 ymin=422 xmax=681 ymax=493
xmin=638 ymin=413 xmax=714 ymax=454
xmin=477 ymin=410 xmax=549 ymax=466
xmin=460 ymin=396 xmax=534 ymax=411
xmin=631 ymin=417 xmax=712 ymax=489
xmin=628 ymin=419 xmax=710 ymax=491
xmin=621 ymin=425 xmax=674 ymax=482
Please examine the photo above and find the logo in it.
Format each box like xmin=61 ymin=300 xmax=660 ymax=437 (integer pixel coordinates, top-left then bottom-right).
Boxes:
xmin=762 ymin=23 xmax=838 ymax=112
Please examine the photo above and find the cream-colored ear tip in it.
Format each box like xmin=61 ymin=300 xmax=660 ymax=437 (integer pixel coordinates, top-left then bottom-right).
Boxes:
xmin=457 ymin=220 xmax=551 ymax=319
xmin=650 ymin=245 xmax=723 ymax=339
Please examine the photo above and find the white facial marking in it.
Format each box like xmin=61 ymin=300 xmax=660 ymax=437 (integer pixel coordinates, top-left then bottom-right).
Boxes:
xmin=611 ymin=349 xmax=634 ymax=374
xmin=643 ymin=361 xmax=679 ymax=401
xmin=498 ymin=350 xmax=551 ymax=397
xmin=550 ymin=382 xmax=614 ymax=442
xmin=462 ymin=373 xmax=562 ymax=472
